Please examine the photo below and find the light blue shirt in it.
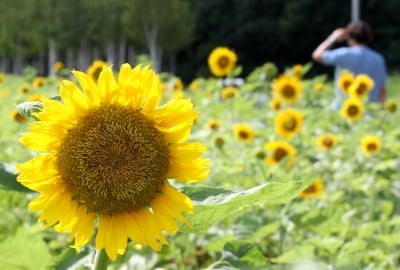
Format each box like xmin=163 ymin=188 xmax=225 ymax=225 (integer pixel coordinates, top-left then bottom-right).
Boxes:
xmin=322 ymin=45 xmax=387 ymax=109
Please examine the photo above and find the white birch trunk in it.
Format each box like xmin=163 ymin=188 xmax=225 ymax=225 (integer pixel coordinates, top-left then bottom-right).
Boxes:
xmin=117 ymin=36 xmax=127 ymax=66
xmin=66 ymin=48 xmax=75 ymax=70
xmin=106 ymin=41 xmax=115 ymax=65
xmin=78 ymin=39 xmax=90 ymax=71
xmin=146 ymin=24 xmax=162 ymax=73
xmin=127 ymin=45 xmax=135 ymax=65
xmin=48 ymin=38 xmax=57 ymax=76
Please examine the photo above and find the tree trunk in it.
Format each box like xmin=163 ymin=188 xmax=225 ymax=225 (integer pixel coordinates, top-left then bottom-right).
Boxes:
xmin=168 ymin=54 xmax=176 ymax=74
xmin=117 ymin=36 xmax=127 ymax=66
xmin=48 ymin=38 xmax=57 ymax=76
xmin=146 ymin=25 xmax=162 ymax=73
xmin=78 ymin=39 xmax=90 ymax=71
xmin=106 ymin=41 xmax=115 ymax=65
xmin=66 ymin=48 xmax=75 ymax=71
xmin=0 ymin=55 xmax=8 ymax=72
xmin=127 ymin=45 xmax=135 ymax=66
xmin=13 ymin=41 xmax=24 ymax=74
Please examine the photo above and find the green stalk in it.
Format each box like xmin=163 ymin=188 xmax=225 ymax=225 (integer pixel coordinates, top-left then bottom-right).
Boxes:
xmin=94 ymin=249 xmax=109 ymax=270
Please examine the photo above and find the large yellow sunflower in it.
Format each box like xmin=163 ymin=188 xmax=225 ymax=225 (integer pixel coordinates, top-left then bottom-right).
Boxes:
xmin=87 ymin=60 xmax=107 ymax=82
xmin=361 ymin=135 xmax=381 ymax=154
xmin=271 ymin=74 xmax=302 ymax=104
xmin=233 ymin=123 xmax=254 ymax=142
xmin=300 ymin=178 xmax=324 ymax=198
xmin=263 ymin=140 xmax=296 ymax=167
xmin=337 ymin=70 xmax=354 ymax=94
xmin=348 ymin=74 xmax=374 ymax=99
xmin=275 ymin=108 xmax=303 ymax=138
xmin=316 ymin=134 xmax=337 ymax=151
xmin=341 ymin=98 xmax=364 ymax=121
xmin=16 ymin=64 xmax=210 ymax=261
xmin=207 ymin=47 xmax=238 ymax=77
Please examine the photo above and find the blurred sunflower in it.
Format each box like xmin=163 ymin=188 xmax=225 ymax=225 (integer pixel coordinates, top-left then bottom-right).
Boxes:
xmin=54 ymin=61 xmax=65 ymax=72
xmin=264 ymin=62 xmax=278 ymax=78
xmin=10 ymin=110 xmax=27 ymax=123
xmin=263 ymin=140 xmax=296 ymax=167
xmin=386 ymin=101 xmax=397 ymax=112
xmin=32 ymin=77 xmax=46 ymax=88
xmin=173 ymin=78 xmax=183 ymax=91
xmin=337 ymin=70 xmax=354 ymax=94
xmin=17 ymin=64 xmax=210 ymax=261
xmin=272 ymin=74 xmax=302 ymax=104
xmin=300 ymin=178 xmax=324 ymax=198
xmin=1 ymin=88 xmax=10 ymax=98
xmin=189 ymin=80 xmax=200 ymax=92
xmin=348 ymin=74 xmax=374 ymax=99
xmin=317 ymin=134 xmax=337 ymax=151
xmin=341 ymin=98 xmax=364 ymax=121
xmin=221 ymin=86 xmax=239 ymax=101
xmin=207 ymin=47 xmax=238 ymax=77
xmin=361 ymin=135 xmax=381 ymax=154
xmin=269 ymin=99 xmax=281 ymax=111
xmin=27 ymin=94 xmax=46 ymax=102
xmin=20 ymin=83 xmax=30 ymax=94
xmin=291 ymin=64 xmax=303 ymax=79
xmin=275 ymin=108 xmax=303 ymax=138
xmin=233 ymin=123 xmax=254 ymax=142
xmin=313 ymin=83 xmax=325 ymax=91
xmin=207 ymin=119 xmax=222 ymax=131
xmin=87 ymin=60 xmax=107 ymax=82
xmin=0 ymin=73 xmax=4 ymax=84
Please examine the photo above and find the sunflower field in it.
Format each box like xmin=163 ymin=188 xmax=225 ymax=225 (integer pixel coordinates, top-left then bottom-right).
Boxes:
xmin=0 ymin=49 xmax=400 ymax=270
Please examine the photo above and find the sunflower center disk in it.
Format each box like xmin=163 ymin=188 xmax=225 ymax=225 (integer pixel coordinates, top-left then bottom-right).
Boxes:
xmin=217 ymin=56 xmax=229 ymax=68
xmin=304 ymin=184 xmax=317 ymax=193
xmin=273 ymin=148 xmax=288 ymax=162
xmin=367 ymin=143 xmax=377 ymax=151
xmin=57 ymin=104 xmax=170 ymax=215
xmin=282 ymin=85 xmax=295 ymax=98
xmin=348 ymin=105 xmax=359 ymax=116
xmin=323 ymin=138 xmax=333 ymax=147
xmin=357 ymin=83 xmax=367 ymax=95
xmin=283 ymin=118 xmax=296 ymax=131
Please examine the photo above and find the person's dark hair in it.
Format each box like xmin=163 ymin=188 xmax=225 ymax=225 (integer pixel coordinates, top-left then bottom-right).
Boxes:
xmin=346 ymin=21 xmax=373 ymax=44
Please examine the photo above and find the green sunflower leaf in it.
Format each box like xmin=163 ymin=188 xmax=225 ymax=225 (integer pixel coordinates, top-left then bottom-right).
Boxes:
xmin=180 ymin=181 xmax=302 ymax=233
xmin=0 ymin=226 xmax=52 ymax=270
xmin=49 ymin=246 xmax=93 ymax=270
xmin=0 ymin=163 xmax=31 ymax=193
xmin=206 ymin=240 xmax=272 ymax=270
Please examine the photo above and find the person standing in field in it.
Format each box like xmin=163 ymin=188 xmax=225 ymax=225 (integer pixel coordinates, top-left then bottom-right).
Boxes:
xmin=311 ymin=20 xmax=387 ymax=109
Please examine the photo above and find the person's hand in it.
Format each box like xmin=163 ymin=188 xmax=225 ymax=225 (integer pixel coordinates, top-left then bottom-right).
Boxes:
xmin=329 ymin=28 xmax=348 ymax=42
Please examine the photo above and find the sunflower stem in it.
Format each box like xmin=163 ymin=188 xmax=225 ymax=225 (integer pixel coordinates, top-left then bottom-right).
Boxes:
xmin=94 ymin=249 xmax=109 ymax=270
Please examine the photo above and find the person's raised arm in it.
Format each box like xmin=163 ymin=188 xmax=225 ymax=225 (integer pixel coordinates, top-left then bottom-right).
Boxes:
xmin=312 ymin=28 xmax=348 ymax=63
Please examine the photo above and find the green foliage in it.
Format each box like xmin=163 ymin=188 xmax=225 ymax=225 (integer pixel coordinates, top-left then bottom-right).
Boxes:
xmin=208 ymin=240 xmax=272 ymax=270
xmin=0 ymin=226 xmax=52 ymax=270
xmin=0 ymin=163 xmax=31 ymax=192
xmin=180 ymin=182 xmax=303 ymax=233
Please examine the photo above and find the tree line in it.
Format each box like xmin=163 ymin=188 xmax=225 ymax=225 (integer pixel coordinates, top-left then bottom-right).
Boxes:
xmin=0 ymin=0 xmax=399 ymax=80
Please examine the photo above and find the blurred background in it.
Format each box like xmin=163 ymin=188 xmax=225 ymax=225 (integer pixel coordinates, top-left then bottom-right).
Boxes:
xmin=0 ymin=0 xmax=399 ymax=81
